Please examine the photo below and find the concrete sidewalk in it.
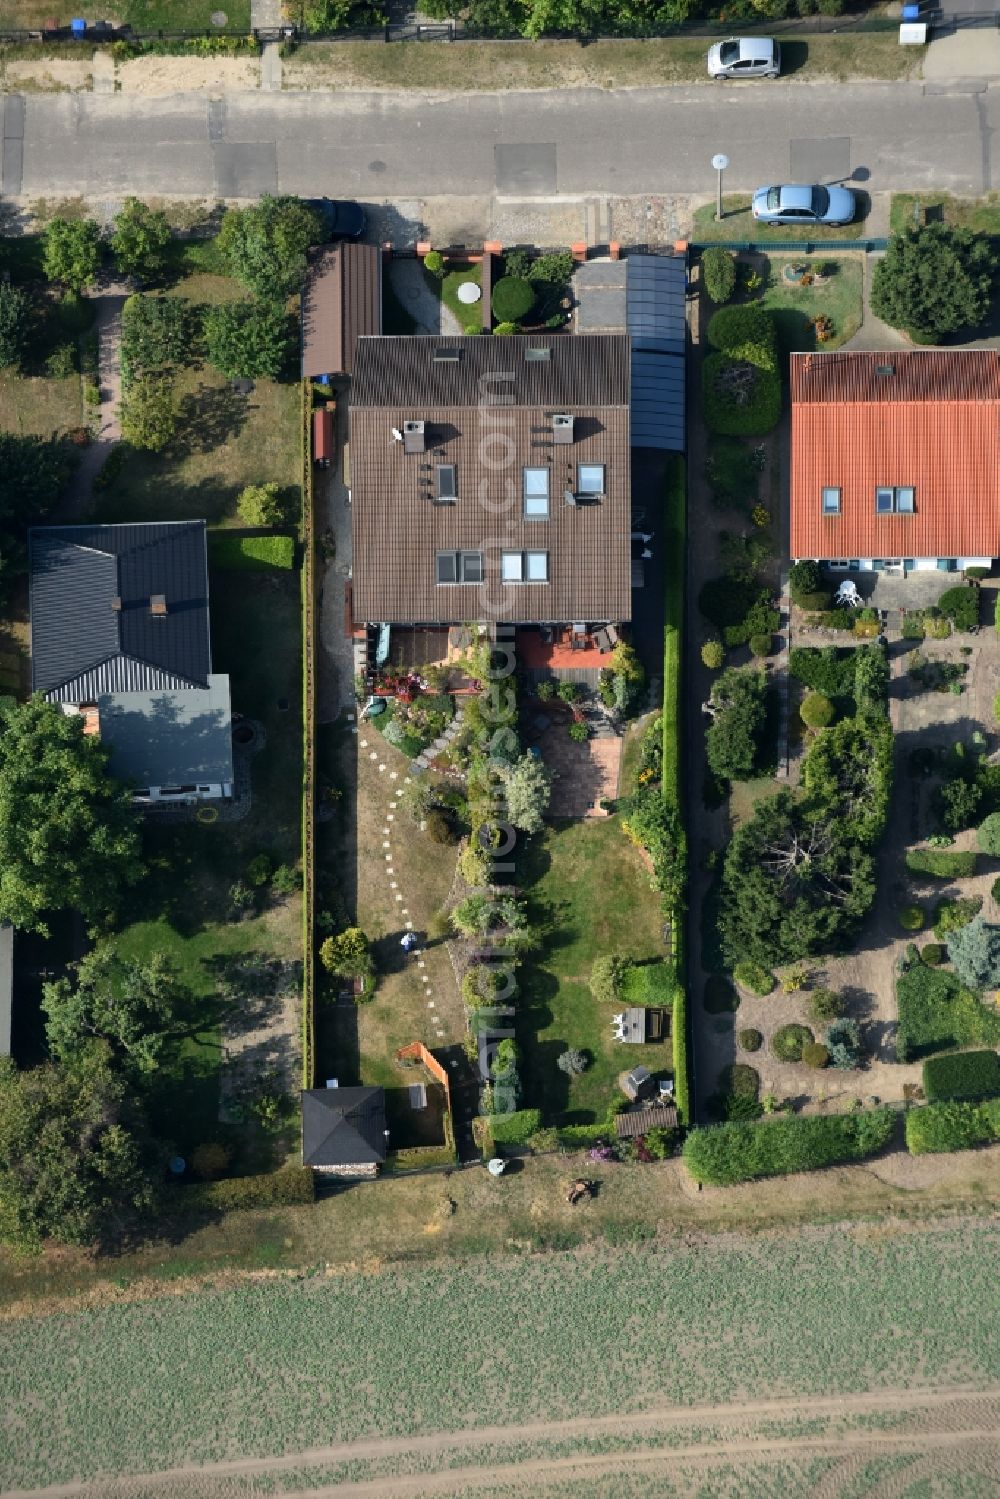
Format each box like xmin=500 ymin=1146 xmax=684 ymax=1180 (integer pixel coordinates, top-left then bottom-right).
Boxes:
xmin=922 ymin=27 xmax=1000 ymax=81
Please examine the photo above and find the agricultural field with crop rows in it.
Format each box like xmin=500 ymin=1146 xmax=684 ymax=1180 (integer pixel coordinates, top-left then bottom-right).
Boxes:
xmin=2 ymin=1218 xmax=998 ymax=1493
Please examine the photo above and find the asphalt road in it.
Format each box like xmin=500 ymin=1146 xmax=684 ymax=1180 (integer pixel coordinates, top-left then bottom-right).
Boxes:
xmin=1 ymin=81 xmax=996 ymax=202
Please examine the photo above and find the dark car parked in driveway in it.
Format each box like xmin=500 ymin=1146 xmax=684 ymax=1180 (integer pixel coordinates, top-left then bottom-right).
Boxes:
xmin=305 ymin=198 xmax=367 ymax=242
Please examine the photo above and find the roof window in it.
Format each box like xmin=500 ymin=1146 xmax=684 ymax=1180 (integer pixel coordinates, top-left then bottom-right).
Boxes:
xmin=525 ymin=347 xmax=551 ymax=362
xmin=523 ymin=467 xmax=550 ymax=518
xmin=433 ymin=347 xmax=461 ymax=363
xmin=435 ymin=464 xmax=457 ymax=501
xmin=875 ymin=486 xmax=915 ymax=514
xmin=821 ymin=486 xmax=841 ymax=515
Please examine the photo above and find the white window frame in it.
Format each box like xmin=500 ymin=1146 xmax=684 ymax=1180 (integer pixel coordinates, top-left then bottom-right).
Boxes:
xmin=577 ymin=463 xmax=605 ymax=497
xmin=821 ymin=486 xmax=841 ymax=515
xmin=501 ymin=551 xmax=523 ymax=582
xmin=523 ymin=467 xmax=550 ymax=518
xmin=525 ymin=551 xmax=549 ymax=583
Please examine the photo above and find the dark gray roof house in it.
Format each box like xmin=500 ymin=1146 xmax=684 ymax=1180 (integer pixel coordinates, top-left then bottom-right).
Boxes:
xmin=28 ymin=522 xmax=233 ymax=801
xmin=301 ymin=1085 xmax=388 ymax=1175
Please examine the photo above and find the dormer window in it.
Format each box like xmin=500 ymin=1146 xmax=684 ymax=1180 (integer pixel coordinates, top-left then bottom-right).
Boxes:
xmin=821 ymin=486 xmax=841 ymax=515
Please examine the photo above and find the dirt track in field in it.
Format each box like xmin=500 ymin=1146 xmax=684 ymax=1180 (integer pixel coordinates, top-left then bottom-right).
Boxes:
xmin=11 ymin=1386 xmax=1000 ymax=1499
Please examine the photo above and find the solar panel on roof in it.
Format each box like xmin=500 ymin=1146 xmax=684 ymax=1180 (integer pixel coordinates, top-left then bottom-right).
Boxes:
xmin=626 ymin=255 xmax=686 ymax=452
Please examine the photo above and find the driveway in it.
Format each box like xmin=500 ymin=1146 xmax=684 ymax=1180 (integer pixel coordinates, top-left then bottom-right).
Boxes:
xmin=387 ymin=257 xmax=461 ymax=336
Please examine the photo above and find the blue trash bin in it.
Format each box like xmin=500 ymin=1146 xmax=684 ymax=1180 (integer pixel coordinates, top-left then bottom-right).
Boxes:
xmin=901 ymin=4 xmax=920 ymax=17
xmin=70 ymin=17 xmax=87 ymax=35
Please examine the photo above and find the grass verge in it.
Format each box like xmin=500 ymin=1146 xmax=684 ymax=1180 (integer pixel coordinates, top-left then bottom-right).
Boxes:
xmin=282 ymin=33 xmax=920 ymax=93
xmin=693 ymin=196 xmax=869 ymax=245
xmin=889 ymin=192 xmax=1000 ymax=238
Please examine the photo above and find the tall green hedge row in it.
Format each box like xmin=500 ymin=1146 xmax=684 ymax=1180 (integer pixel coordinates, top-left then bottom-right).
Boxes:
xmin=905 ymin=849 xmax=979 ymax=880
xmin=682 ymin=1109 xmax=896 ymax=1186
xmin=922 ymin=1049 xmax=1000 ymax=1103
xmin=905 ymin=1098 xmax=1000 ymax=1155
xmin=175 ymin=1166 xmax=315 ymax=1215
xmin=662 ymin=454 xmax=690 ymax=1125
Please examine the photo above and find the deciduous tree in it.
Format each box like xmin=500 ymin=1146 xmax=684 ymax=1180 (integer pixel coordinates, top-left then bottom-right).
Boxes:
xmin=0 ymin=283 xmax=33 ymax=371
xmin=42 ymin=217 xmax=101 ymax=294
xmin=42 ymin=949 xmax=194 ymax=1073
xmin=0 ymin=697 xmax=144 ymax=934
xmin=705 ymin=667 xmax=766 ymax=780
xmin=217 ymin=195 xmax=321 ymax=303
xmin=203 ymin=300 xmax=291 ymax=380
xmin=111 ymin=198 xmax=172 ymax=282
xmin=497 ymin=752 xmax=552 ymax=835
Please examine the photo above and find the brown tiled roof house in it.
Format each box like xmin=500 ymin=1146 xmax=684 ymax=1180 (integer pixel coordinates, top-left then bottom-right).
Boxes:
xmin=301 ymin=243 xmax=382 ymax=379
xmin=349 ymin=334 xmax=632 ymax=626
xmin=791 ymin=350 xmax=1000 ymax=571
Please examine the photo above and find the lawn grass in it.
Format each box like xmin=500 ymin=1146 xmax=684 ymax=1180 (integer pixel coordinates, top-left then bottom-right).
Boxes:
xmin=434 ymin=261 xmax=483 ymax=334
xmin=0 ymin=0 xmax=249 ymax=26
xmin=105 ymin=570 xmax=302 ymax=1158
xmin=315 ymin=727 xmax=463 ymax=1094
xmin=283 ymin=33 xmax=920 ymax=92
xmin=889 ymin=192 xmax=1000 ymax=238
xmin=693 ymin=196 xmax=868 ymax=245
xmin=758 ymin=253 xmax=863 ymax=355
xmin=208 ymin=532 xmax=296 ymax=570
xmin=0 ymin=368 xmax=83 ymax=439
xmin=520 ymin=818 xmax=670 ymax=1123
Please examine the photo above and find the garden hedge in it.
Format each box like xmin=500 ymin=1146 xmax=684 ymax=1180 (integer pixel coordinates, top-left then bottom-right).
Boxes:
xmin=905 ymin=849 xmax=979 ymax=880
xmin=937 ymin=585 xmax=979 ymax=633
xmin=489 ymin=1108 xmax=543 ymax=1146
xmin=661 ymin=455 xmax=690 ymax=1125
xmin=491 ymin=276 xmax=535 ymax=323
xmin=701 ymin=246 xmax=736 ymax=304
xmin=682 ymin=1108 xmax=896 ymax=1186
xmin=702 ymin=352 xmax=782 ymax=438
xmin=922 ymin=1049 xmax=1000 ymax=1103
xmin=174 ymin=1165 xmax=315 ymax=1215
xmin=706 ymin=304 xmax=778 ymax=369
xmin=905 ymin=1097 xmax=1000 ymax=1155
xmin=209 ymin=533 xmax=296 ymax=571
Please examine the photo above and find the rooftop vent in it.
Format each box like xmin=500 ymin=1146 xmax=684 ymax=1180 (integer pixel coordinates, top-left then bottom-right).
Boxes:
xmin=552 ymin=413 xmax=574 ymax=445
xmin=875 ymin=363 xmax=895 ymax=378
xmin=150 ymin=594 xmax=168 ymax=617
xmin=403 ymin=420 xmax=426 ymax=454
xmin=433 ymin=347 xmax=461 ymax=363
xmin=111 ymin=596 xmax=122 ymax=613
xmin=525 ymin=347 xmax=551 ymax=363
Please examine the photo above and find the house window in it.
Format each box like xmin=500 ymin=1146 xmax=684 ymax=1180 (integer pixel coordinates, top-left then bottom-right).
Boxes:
xmin=875 ymin=487 xmax=895 ymax=514
xmin=435 ymin=464 xmax=457 ymax=500
xmin=875 ymin=486 xmax=915 ymax=514
xmin=848 ymin=559 xmax=862 ymax=571
xmin=937 ymin=558 xmax=958 ymax=572
xmin=897 ymin=486 xmax=915 ymax=514
xmin=437 ymin=551 xmax=482 ymax=584
xmin=821 ymin=486 xmax=841 ymax=515
xmin=577 ymin=464 xmax=605 ymax=496
xmin=829 ymin=559 xmax=850 ymax=571
xmin=501 ymin=551 xmax=549 ymax=583
xmin=523 ymin=467 xmax=550 ymax=518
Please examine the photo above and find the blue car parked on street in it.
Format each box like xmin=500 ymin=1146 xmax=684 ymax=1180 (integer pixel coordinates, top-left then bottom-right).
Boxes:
xmin=751 ymin=183 xmax=856 ymax=227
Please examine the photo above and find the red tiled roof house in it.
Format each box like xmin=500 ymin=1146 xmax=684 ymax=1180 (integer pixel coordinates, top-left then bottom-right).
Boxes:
xmin=790 ymin=350 xmax=1000 ymax=578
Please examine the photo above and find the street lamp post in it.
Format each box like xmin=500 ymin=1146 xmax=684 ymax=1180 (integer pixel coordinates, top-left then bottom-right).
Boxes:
xmin=712 ymin=153 xmax=730 ymax=223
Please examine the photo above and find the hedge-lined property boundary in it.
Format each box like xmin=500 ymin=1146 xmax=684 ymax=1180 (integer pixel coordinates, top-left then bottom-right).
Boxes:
xmin=662 ymin=454 xmax=690 ymax=1125
xmin=905 ymin=1097 xmax=1000 ymax=1155
xmin=922 ymin=1049 xmax=1000 ymax=1103
xmin=300 ymin=383 xmax=317 ymax=1096
xmin=682 ymin=1108 xmax=897 ymax=1185
xmin=173 ymin=1166 xmax=315 ymax=1215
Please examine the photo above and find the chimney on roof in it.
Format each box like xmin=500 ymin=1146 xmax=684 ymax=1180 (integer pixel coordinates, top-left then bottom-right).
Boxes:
xmin=402 ymin=419 xmax=426 ymax=454
xmin=552 ymin=413 xmax=574 ymax=445
xmin=150 ymin=594 xmax=168 ymax=617
xmin=111 ymin=596 xmax=122 ymax=613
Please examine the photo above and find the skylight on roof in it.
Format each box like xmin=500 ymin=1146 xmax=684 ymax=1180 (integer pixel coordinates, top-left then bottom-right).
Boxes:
xmin=525 ymin=347 xmax=551 ymax=362
xmin=433 ymin=348 xmax=461 ymax=363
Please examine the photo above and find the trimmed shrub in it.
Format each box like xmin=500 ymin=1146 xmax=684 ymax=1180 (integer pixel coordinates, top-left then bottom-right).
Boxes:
xmin=788 ymin=645 xmax=855 ymax=699
xmin=706 ymin=304 xmax=778 ymax=369
xmin=800 ymin=691 xmax=834 ymax=729
xmin=899 ymin=904 xmax=925 ymax=932
xmin=556 ymin=1048 xmax=589 ymax=1076
xmin=491 ymin=276 xmax=534 ymax=323
xmin=683 ymin=1108 xmax=897 ymax=1186
xmin=190 ymin=1142 xmax=232 ymax=1180
xmin=978 ymin=813 xmax=1000 ymax=856
xmin=704 ymin=975 xmax=739 ymax=1013
xmin=946 ymin=915 xmax=1000 ymax=992
xmin=934 ymin=895 xmax=983 ymax=938
xmin=422 ymin=249 xmax=444 ymax=277
xmin=734 ymin=961 xmax=774 ymax=996
xmin=802 ymin=1042 xmax=830 ymax=1069
xmin=175 ymin=1166 xmax=314 ymax=1214
xmin=425 ymin=809 xmax=453 ymax=844
xmin=702 ymin=352 xmax=782 ymax=437
xmin=808 ymin=987 xmax=844 ymax=1023
xmin=921 ymin=943 xmax=946 ymax=966
xmin=896 ymin=959 xmax=1000 ymax=1061
xmin=906 ymin=849 xmax=979 ymax=880
xmin=489 ymin=1108 xmax=542 ymax=1146
xmin=937 ymin=585 xmax=979 ymax=632
xmin=701 ymin=639 xmax=725 ymax=670
xmin=825 ymin=1017 xmax=861 ymax=1069
xmin=789 ymin=560 xmax=822 ymax=603
xmin=702 ymin=246 xmax=736 ymax=305
xmin=739 ymin=1027 xmax=763 ymax=1052
xmin=590 ymin=951 xmax=631 ymax=1004
xmin=922 ymin=1049 xmax=1000 ymax=1103
xmin=993 ymin=875 xmax=1000 ymax=903
xmin=749 ymin=633 xmax=772 ymax=658
xmin=771 ymin=1023 xmax=814 ymax=1062
xmin=905 ymin=1097 xmax=1000 ymax=1155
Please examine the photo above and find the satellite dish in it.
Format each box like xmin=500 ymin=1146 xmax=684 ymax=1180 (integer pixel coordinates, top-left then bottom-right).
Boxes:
xmin=391 ymin=427 xmax=403 ymax=442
